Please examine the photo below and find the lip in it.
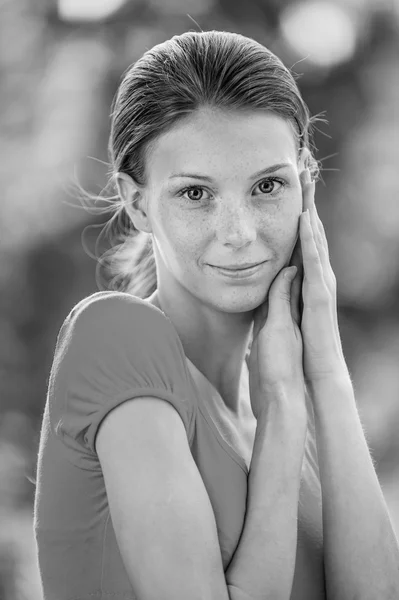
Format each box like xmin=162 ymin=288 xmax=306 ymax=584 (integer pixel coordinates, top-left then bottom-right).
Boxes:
xmin=209 ymin=260 xmax=268 ymax=279
xmin=215 ymin=262 xmax=264 ymax=270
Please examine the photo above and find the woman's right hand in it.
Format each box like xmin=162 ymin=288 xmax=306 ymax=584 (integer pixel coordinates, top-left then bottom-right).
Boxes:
xmin=246 ymin=265 xmax=306 ymax=421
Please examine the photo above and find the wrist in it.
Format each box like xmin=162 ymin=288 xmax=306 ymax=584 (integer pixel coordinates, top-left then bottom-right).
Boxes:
xmin=305 ymin=364 xmax=352 ymax=394
xmin=257 ymin=383 xmax=308 ymax=423
xmin=256 ymin=400 xmax=308 ymax=445
xmin=306 ymin=374 xmax=356 ymax=420
xmin=306 ymin=371 xmax=353 ymax=393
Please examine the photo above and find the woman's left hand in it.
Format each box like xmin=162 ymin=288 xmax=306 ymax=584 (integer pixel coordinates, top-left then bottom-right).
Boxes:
xmin=290 ymin=169 xmax=350 ymax=385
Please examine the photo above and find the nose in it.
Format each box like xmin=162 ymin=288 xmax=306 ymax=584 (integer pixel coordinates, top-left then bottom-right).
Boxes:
xmin=214 ymin=200 xmax=257 ymax=247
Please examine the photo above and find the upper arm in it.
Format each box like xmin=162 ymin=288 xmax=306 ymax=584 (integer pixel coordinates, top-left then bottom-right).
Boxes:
xmin=96 ymin=396 xmax=231 ymax=600
xmin=50 ymin=293 xmax=195 ymax=468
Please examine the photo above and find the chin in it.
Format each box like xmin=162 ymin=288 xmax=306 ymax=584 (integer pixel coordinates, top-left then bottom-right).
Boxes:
xmin=209 ymin=289 xmax=268 ymax=314
xmin=184 ymin=269 xmax=273 ymax=312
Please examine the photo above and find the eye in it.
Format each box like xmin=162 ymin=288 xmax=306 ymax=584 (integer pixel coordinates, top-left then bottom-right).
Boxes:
xmin=177 ymin=185 xmax=211 ymax=203
xmin=255 ymin=177 xmax=286 ymax=195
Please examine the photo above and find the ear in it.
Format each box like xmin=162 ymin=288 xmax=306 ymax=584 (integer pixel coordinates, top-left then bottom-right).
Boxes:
xmin=115 ymin=172 xmax=152 ymax=234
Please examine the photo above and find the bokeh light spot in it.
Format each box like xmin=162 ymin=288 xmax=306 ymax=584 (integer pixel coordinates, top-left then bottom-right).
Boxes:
xmin=58 ymin=0 xmax=128 ymax=22
xmin=280 ymin=1 xmax=357 ymax=68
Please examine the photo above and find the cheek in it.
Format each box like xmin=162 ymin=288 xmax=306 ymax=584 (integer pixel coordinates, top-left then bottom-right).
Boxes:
xmin=260 ymin=204 xmax=298 ymax=242
xmin=155 ymin=211 xmax=202 ymax=264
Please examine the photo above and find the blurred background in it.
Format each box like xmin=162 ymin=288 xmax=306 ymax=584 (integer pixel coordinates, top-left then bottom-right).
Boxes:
xmin=0 ymin=0 xmax=398 ymax=597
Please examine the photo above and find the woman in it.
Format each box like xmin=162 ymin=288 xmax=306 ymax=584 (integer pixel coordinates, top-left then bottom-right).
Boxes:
xmin=33 ymin=31 xmax=399 ymax=599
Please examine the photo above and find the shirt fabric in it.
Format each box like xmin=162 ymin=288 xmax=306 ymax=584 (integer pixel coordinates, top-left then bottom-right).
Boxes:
xmin=33 ymin=291 xmax=324 ymax=599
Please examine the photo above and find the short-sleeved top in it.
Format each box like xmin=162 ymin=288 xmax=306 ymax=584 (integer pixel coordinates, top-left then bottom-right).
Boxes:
xmin=33 ymin=291 xmax=324 ymax=600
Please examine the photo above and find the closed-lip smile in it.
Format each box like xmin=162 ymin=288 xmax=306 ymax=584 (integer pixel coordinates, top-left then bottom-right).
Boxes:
xmin=208 ymin=260 xmax=268 ymax=280
xmin=211 ymin=261 xmax=266 ymax=270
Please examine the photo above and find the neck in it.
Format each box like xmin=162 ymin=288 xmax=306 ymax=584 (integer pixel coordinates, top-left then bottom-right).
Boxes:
xmin=146 ymin=289 xmax=253 ymax=415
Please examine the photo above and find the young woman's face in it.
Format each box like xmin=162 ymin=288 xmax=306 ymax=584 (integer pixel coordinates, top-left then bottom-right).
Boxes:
xmin=144 ymin=107 xmax=304 ymax=313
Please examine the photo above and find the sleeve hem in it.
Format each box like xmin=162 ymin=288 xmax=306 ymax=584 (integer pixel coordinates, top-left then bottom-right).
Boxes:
xmin=88 ymin=387 xmax=196 ymax=455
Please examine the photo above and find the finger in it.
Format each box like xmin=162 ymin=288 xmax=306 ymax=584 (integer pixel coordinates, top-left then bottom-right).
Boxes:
xmin=289 ymin=238 xmax=303 ymax=280
xmin=300 ymin=173 xmax=345 ymax=364
xmin=310 ymin=208 xmax=344 ymax=361
xmin=313 ymin=206 xmax=335 ymax=280
xmin=290 ymin=266 xmax=303 ymax=326
xmin=311 ymin=204 xmax=336 ymax=289
xmin=300 ymin=169 xmax=315 ymax=213
xmin=267 ymin=266 xmax=297 ymax=322
xmin=301 ymin=171 xmax=331 ymax=286
xmin=309 ymin=203 xmax=323 ymax=248
xmin=289 ymin=235 xmax=303 ymax=325
xmin=300 ymin=209 xmax=324 ymax=286
xmin=300 ymin=169 xmax=325 ymax=263
xmin=309 ymin=200 xmax=329 ymax=260
xmin=314 ymin=208 xmax=329 ymax=258
xmin=309 ymin=207 xmax=345 ymax=362
xmin=310 ymin=204 xmax=330 ymax=281
xmin=301 ymin=172 xmax=325 ymax=281
xmin=289 ymin=230 xmax=302 ymax=265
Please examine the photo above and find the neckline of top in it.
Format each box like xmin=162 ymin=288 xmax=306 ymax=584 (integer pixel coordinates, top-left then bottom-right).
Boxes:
xmin=143 ymin=296 xmax=250 ymax=475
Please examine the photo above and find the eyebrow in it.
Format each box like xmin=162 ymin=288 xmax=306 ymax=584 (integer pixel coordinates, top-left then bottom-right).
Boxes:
xmin=168 ymin=162 xmax=293 ymax=181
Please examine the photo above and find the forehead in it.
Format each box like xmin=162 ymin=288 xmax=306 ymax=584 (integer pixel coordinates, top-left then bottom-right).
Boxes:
xmin=147 ymin=108 xmax=298 ymax=182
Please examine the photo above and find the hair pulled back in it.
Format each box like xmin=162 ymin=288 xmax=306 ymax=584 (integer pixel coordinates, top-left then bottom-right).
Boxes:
xmin=85 ymin=30 xmax=322 ymax=298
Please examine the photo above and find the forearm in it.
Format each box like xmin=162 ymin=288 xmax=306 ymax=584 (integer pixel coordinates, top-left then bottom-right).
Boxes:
xmin=226 ymin=389 xmax=308 ymax=600
xmin=309 ymin=376 xmax=399 ymax=600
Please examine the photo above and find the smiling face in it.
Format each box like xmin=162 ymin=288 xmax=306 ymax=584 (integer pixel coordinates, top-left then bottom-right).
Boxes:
xmin=132 ymin=107 xmax=305 ymax=313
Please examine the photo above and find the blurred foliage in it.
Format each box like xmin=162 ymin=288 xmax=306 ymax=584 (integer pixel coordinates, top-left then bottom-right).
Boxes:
xmin=0 ymin=0 xmax=398 ymax=597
